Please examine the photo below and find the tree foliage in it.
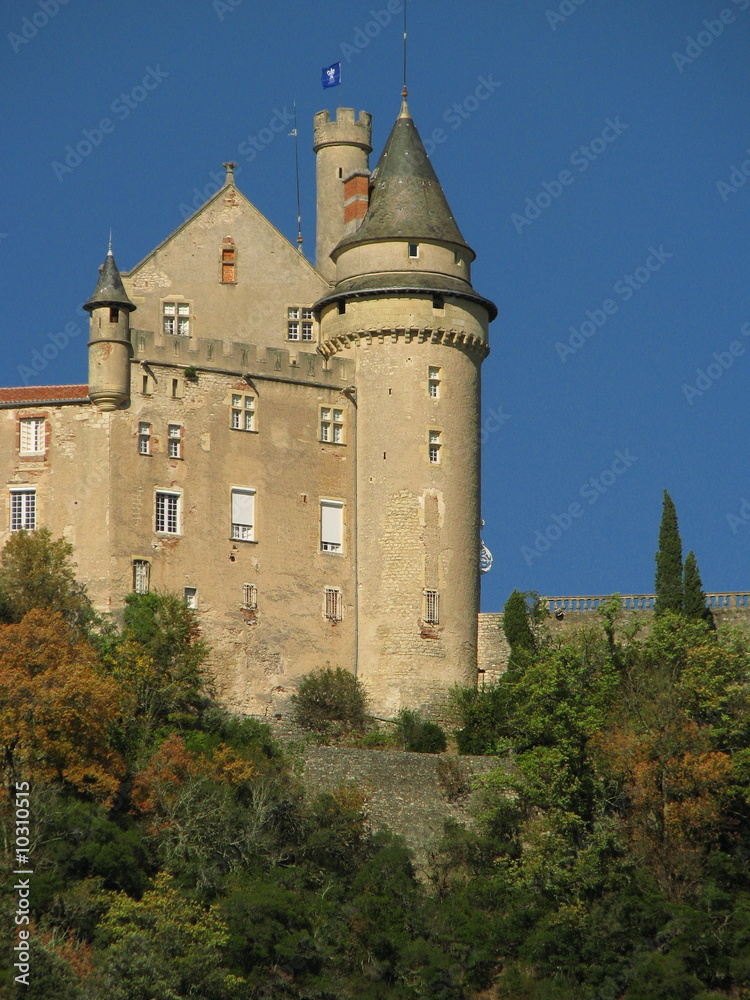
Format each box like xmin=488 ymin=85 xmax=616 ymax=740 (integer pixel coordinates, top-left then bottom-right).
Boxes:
xmin=291 ymin=666 xmax=368 ymax=735
xmin=395 ymin=709 xmax=447 ymax=753
xmin=502 ymin=589 xmax=536 ymax=657
xmin=683 ymin=549 xmax=714 ymax=627
xmin=655 ymin=490 xmax=684 ymax=615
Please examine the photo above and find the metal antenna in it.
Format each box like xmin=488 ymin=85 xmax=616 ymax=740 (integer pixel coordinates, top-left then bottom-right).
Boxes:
xmin=402 ymin=0 xmax=408 ymax=96
xmin=291 ymin=102 xmax=303 ymax=252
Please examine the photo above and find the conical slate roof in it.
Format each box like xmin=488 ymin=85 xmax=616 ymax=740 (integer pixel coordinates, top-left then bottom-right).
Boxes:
xmin=333 ymin=98 xmax=474 ymax=260
xmin=83 ymin=246 xmax=136 ymax=313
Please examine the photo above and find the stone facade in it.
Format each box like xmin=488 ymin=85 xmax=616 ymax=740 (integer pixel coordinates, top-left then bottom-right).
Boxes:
xmin=0 ymin=101 xmax=496 ymax=719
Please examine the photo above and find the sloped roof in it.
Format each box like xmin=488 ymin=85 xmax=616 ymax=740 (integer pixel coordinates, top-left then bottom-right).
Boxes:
xmin=83 ymin=249 xmax=136 ymax=313
xmin=333 ymin=98 xmax=474 ymax=260
xmin=0 ymin=385 xmax=89 ymax=405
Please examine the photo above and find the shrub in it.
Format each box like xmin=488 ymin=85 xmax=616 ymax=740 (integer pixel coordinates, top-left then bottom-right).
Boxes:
xmin=291 ymin=667 xmax=367 ymax=734
xmin=396 ymin=709 xmax=447 ymax=753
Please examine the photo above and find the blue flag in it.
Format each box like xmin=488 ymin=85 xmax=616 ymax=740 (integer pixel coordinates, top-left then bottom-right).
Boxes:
xmin=322 ymin=62 xmax=341 ymax=88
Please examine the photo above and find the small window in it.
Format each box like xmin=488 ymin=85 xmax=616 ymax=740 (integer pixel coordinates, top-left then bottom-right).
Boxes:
xmin=325 ymin=587 xmax=343 ymax=622
xmin=320 ymin=406 xmax=344 ymax=444
xmin=423 ymin=589 xmax=440 ymax=625
xmin=337 ymin=300 xmax=346 ymax=315
xmin=221 ymin=246 xmax=236 ymax=283
xmin=429 ymin=430 xmax=441 ymax=464
xmin=155 ymin=491 xmax=180 ymax=534
xmin=231 ymin=393 xmax=255 ymax=431
xmin=320 ymin=499 xmax=343 ymax=553
xmin=171 ymin=379 xmax=181 ymax=398
xmin=242 ymin=583 xmax=258 ymax=610
xmin=19 ymin=417 xmax=45 ymax=455
xmin=142 ymin=374 xmax=151 ymax=395
xmin=287 ymin=306 xmax=313 ymax=341
xmin=408 ymin=243 xmax=419 ymax=259
xmin=138 ymin=422 xmax=151 ymax=455
xmin=428 ymin=367 xmax=440 ymax=399
xmin=109 ymin=307 xmax=119 ymax=323
xmin=454 ymin=251 xmax=462 ymax=266
xmin=231 ymin=487 xmax=255 ymax=541
xmin=432 ymin=294 xmax=444 ymax=311
xmin=163 ymin=302 xmax=190 ymax=336
xmin=184 ymin=587 xmax=198 ymax=609
xmin=133 ymin=560 xmax=150 ymax=594
xmin=10 ymin=489 xmax=36 ymax=532
xmin=168 ymin=424 xmax=182 ymax=459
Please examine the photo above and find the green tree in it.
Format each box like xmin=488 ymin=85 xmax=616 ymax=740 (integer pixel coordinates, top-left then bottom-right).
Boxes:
xmin=291 ymin=666 xmax=367 ymax=736
xmin=655 ymin=490 xmax=683 ymax=615
xmin=0 ymin=529 xmax=92 ymax=629
xmin=683 ymin=550 xmax=714 ymax=627
xmin=395 ymin=709 xmax=447 ymax=753
xmin=502 ymin=589 xmax=536 ymax=659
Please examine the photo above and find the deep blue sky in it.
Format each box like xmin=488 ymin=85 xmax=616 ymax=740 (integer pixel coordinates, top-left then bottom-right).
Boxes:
xmin=2 ymin=0 xmax=749 ymax=611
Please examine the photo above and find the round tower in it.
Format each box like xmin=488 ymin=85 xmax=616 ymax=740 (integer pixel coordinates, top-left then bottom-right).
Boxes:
xmin=313 ymin=108 xmax=372 ymax=282
xmin=316 ymin=97 xmax=497 ymax=717
xmin=83 ymin=243 xmax=136 ymax=411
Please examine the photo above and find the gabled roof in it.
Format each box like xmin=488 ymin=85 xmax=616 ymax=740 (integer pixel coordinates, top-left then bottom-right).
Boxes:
xmin=83 ymin=247 xmax=136 ymax=313
xmin=333 ymin=98 xmax=474 ymax=260
xmin=0 ymin=385 xmax=89 ymax=405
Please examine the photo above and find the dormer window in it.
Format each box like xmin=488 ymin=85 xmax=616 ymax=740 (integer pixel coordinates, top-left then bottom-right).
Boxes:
xmin=408 ymin=243 xmax=419 ymax=259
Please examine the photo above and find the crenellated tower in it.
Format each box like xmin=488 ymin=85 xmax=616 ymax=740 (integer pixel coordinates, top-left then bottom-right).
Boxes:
xmin=84 ymin=243 xmax=136 ymax=410
xmin=315 ymin=96 xmax=497 ymax=716
xmin=313 ymin=108 xmax=373 ymax=282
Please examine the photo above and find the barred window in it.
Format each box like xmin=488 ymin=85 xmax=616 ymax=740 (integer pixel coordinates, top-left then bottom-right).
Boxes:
xmin=423 ymin=590 xmax=440 ymax=625
xmin=10 ymin=489 xmax=36 ymax=532
xmin=325 ymin=588 xmax=342 ymax=622
xmin=155 ymin=491 xmax=180 ymax=534
xmin=19 ymin=418 xmax=45 ymax=455
xmin=242 ymin=583 xmax=257 ymax=610
xmin=133 ymin=560 xmax=150 ymax=594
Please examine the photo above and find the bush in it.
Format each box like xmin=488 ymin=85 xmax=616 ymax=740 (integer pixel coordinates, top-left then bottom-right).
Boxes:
xmin=291 ymin=667 xmax=367 ymax=735
xmin=396 ymin=709 xmax=447 ymax=753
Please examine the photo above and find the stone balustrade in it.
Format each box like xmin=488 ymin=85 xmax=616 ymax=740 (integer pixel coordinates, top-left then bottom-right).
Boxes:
xmin=545 ymin=592 xmax=750 ymax=612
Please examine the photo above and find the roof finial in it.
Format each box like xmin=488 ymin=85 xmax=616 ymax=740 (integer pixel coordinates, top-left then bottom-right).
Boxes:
xmin=223 ymin=161 xmax=237 ymax=185
xmin=107 ymin=230 xmax=113 ymax=256
xmin=402 ymin=0 xmax=408 ymax=98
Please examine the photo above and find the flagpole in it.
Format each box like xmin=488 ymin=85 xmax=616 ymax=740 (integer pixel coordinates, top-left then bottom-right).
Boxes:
xmin=403 ymin=0 xmax=408 ymax=94
xmin=292 ymin=101 xmax=303 ymax=253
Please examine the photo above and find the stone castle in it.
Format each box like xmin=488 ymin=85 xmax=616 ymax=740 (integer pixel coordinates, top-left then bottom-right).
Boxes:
xmin=0 ymin=94 xmax=497 ymax=718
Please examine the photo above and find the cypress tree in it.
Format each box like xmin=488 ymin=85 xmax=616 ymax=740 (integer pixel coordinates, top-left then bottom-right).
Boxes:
xmin=502 ymin=589 xmax=535 ymax=657
xmin=654 ymin=490 xmax=683 ymax=615
xmin=683 ymin=550 xmax=714 ymax=627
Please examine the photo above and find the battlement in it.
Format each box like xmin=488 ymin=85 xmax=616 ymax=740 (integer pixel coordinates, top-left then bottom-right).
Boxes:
xmin=313 ymin=108 xmax=373 ymax=153
xmin=130 ymin=329 xmax=354 ymax=385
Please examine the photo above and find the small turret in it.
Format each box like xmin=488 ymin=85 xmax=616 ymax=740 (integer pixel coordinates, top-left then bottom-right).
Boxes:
xmin=83 ymin=242 xmax=135 ymax=411
xmin=313 ymin=108 xmax=372 ymax=282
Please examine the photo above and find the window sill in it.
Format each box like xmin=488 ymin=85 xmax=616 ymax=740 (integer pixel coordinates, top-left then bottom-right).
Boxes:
xmin=320 ymin=440 xmax=346 ymax=447
xmin=230 ymin=537 xmax=258 ymax=544
xmin=230 ymin=428 xmax=259 ymax=434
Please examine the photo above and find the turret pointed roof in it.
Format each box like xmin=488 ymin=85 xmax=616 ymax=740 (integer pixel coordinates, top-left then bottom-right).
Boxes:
xmin=83 ymin=242 xmax=136 ymax=313
xmin=333 ymin=97 xmax=474 ymax=260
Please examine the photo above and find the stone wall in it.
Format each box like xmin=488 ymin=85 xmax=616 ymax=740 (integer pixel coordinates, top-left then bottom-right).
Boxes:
xmin=301 ymin=746 xmax=502 ymax=866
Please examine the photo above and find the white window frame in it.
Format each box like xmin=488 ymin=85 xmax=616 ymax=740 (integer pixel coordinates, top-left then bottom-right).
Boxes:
xmin=231 ymin=487 xmax=255 ymax=542
xmin=163 ymin=301 xmax=190 ymax=337
xmin=429 ymin=430 xmax=441 ymax=465
xmin=231 ymin=393 xmax=255 ymax=432
xmin=133 ymin=559 xmax=150 ymax=594
xmin=325 ymin=587 xmax=343 ymax=622
xmin=320 ymin=406 xmax=344 ymax=444
xmin=155 ymin=491 xmax=180 ymax=535
xmin=287 ymin=306 xmax=314 ymax=342
xmin=320 ymin=499 xmax=344 ymax=553
xmin=19 ymin=417 xmax=45 ymax=455
xmin=168 ymin=424 xmax=182 ymax=459
xmin=423 ymin=589 xmax=440 ymax=625
xmin=10 ymin=489 xmax=36 ymax=532
xmin=184 ymin=587 xmax=198 ymax=609
xmin=428 ymin=367 xmax=441 ymax=399
xmin=138 ymin=422 xmax=151 ymax=455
